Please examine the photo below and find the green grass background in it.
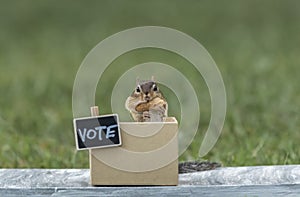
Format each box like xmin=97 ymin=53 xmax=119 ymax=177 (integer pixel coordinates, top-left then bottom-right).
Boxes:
xmin=0 ymin=0 xmax=299 ymax=168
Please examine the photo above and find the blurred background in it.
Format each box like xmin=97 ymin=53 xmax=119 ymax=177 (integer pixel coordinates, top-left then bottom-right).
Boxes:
xmin=0 ymin=0 xmax=299 ymax=168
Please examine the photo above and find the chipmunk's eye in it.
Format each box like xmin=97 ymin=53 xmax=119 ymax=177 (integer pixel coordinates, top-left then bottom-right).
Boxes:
xmin=153 ymin=85 xmax=158 ymax=92
xmin=136 ymin=87 xmax=141 ymax=93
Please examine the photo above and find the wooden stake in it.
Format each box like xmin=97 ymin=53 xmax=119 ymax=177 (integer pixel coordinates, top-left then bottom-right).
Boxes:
xmin=90 ymin=106 xmax=99 ymax=117
xmin=89 ymin=106 xmax=99 ymax=179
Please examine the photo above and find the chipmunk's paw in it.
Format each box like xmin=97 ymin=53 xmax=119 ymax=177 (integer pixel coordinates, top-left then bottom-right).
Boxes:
xmin=142 ymin=111 xmax=151 ymax=122
xmin=150 ymin=104 xmax=166 ymax=115
xmin=148 ymin=105 xmax=165 ymax=122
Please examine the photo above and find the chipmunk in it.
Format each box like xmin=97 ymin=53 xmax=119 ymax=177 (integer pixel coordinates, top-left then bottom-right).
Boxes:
xmin=125 ymin=77 xmax=168 ymax=122
xmin=125 ymin=77 xmax=222 ymax=173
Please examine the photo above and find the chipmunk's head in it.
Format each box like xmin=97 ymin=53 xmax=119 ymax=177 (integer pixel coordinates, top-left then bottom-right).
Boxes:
xmin=132 ymin=77 xmax=162 ymax=102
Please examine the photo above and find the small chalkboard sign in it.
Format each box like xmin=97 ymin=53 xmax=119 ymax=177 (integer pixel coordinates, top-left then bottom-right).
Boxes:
xmin=73 ymin=114 xmax=121 ymax=150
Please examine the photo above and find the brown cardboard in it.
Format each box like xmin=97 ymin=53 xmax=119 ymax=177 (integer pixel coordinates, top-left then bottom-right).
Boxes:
xmin=90 ymin=117 xmax=178 ymax=185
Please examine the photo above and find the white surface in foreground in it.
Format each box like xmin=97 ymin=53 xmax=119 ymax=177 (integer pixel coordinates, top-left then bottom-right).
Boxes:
xmin=180 ymin=165 xmax=300 ymax=185
xmin=0 ymin=165 xmax=300 ymax=188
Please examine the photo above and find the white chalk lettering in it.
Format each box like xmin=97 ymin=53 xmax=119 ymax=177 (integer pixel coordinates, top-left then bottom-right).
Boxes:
xmin=95 ymin=126 xmax=106 ymax=140
xmin=106 ymin=124 xmax=117 ymax=138
xmin=78 ymin=124 xmax=118 ymax=143
xmin=78 ymin=128 xmax=87 ymax=142
xmin=87 ymin=129 xmax=97 ymax=140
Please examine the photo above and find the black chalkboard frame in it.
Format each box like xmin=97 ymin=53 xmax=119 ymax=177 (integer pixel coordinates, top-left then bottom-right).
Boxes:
xmin=73 ymin=114 xmax=122 ymax=150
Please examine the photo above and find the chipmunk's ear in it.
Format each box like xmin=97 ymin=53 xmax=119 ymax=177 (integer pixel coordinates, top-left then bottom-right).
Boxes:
xmin=136 ymin=77 xmax=140 ymax=86
xmin=151 ymin=76 xmax=155 ymax=82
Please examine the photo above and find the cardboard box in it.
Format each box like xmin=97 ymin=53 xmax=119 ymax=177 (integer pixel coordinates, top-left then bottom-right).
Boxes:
xmin=90 ymin=117 xmax=178 ymax=185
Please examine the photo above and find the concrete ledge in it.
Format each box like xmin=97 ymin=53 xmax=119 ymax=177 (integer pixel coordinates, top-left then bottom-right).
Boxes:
xmin=1 ymin=165 xmax=300 ymax=196
xmin=1 ymin=185 xmax=300 ymax=197
xmin=180 ymin=165 xmax=300 ymax=185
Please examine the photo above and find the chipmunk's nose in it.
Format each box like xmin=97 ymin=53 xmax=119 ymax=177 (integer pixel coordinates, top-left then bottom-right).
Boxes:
xmin=145 ymin=92 xmax=150 ymax=101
